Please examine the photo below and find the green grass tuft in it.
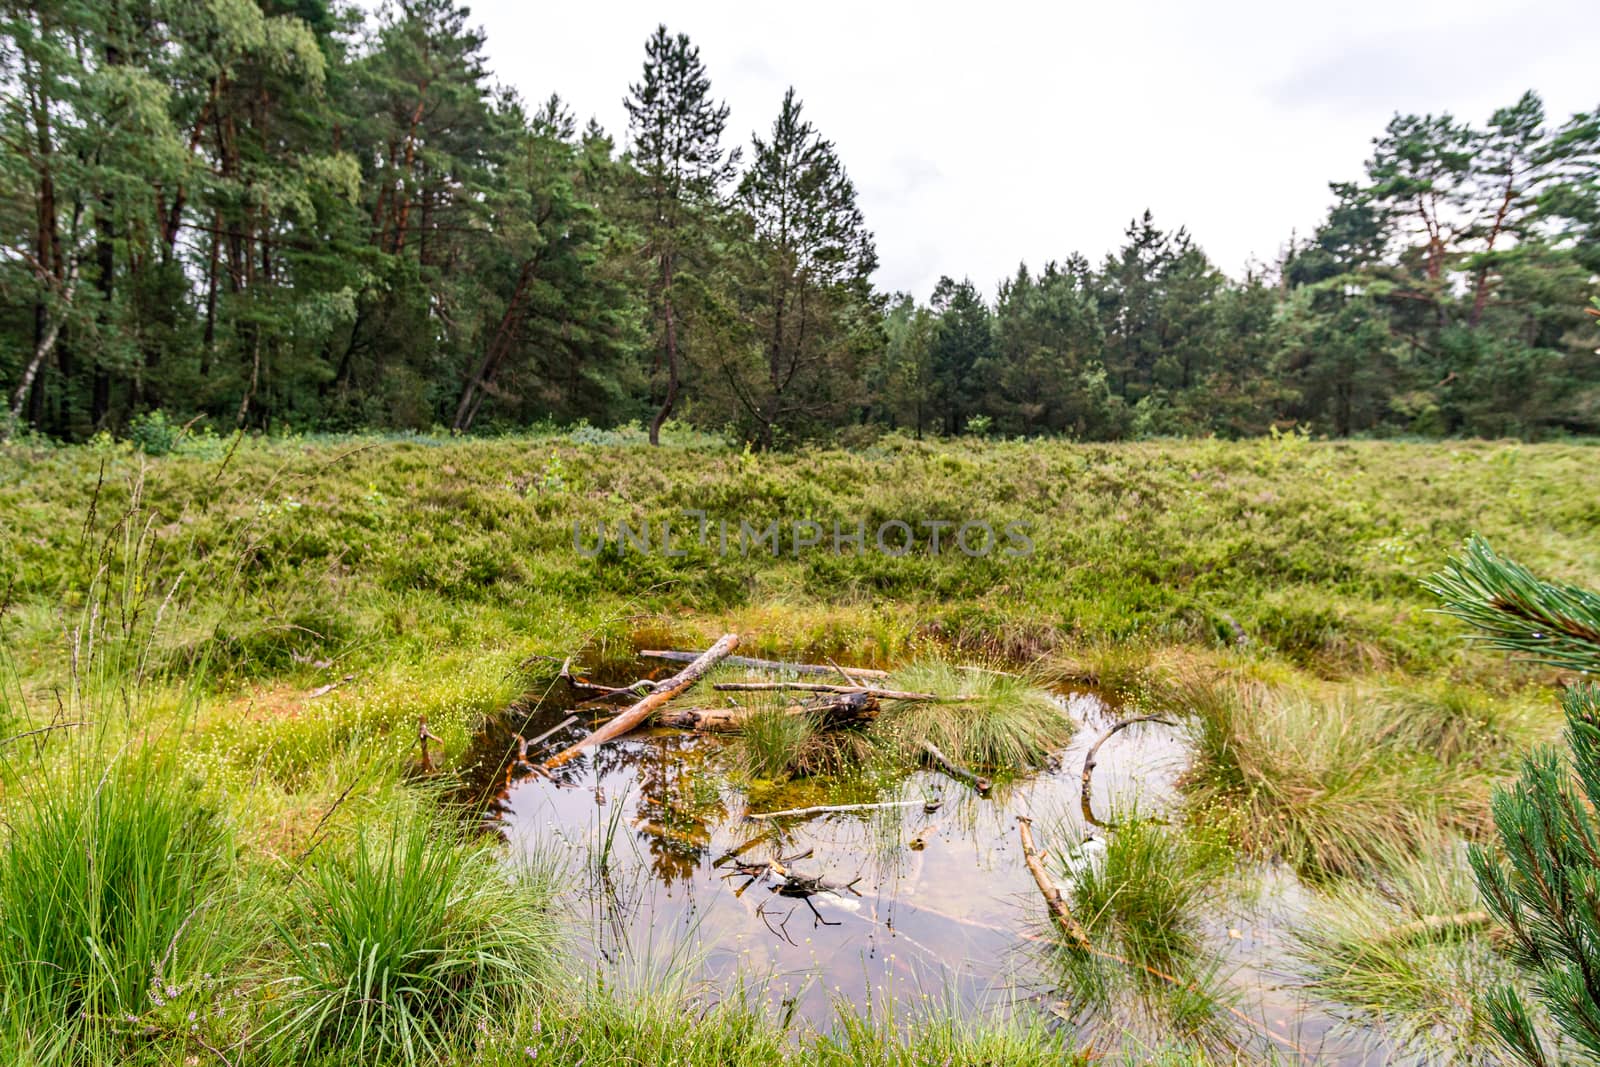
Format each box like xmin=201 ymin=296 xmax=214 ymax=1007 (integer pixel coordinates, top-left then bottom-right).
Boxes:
xmin=1290 ymin=835 xmax=1533 ymax=1063
xmin=272 ymin=804 xmax=561 ymax=1065
xmin=874 ymin=659 xmax=1073 ymax=770
xmin=0 ymin=748 xmax=241 ymax=1060
xmin=1179 ymin=676 xmax=1514 ymax=876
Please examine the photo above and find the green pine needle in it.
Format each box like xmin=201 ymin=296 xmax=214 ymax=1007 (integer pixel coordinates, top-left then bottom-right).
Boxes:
xmin=1424 ymin=536 xmax=1600 ymax=674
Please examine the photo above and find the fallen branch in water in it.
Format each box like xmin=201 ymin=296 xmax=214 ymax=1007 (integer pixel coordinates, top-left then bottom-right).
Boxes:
xmin=712 ymin=681 xmax=971 ymax=702
xmin=919 ymin=739 xmax=992 ymax=793
xmin=746 ymin=798 xmax=929 ymax=821
xmin=541 ymin=634 xmax=739 ymax=770
xmin=515 ymin=714 xmax=579 ymax=762
xmin=558 ymin=657 xmax=657 ymax=703
xmin=1017 ymin=816 xmax=1092 ymax=948
xmin=1017 ymin=816 xmax=1306 ymax=1055
xmin=659 ymin=692 xmax=879 ymax=732
xmin=641 ymin=649 xmax=888 ymax=679
xmin=1080 ymin=714 xmax=1176 ymax=828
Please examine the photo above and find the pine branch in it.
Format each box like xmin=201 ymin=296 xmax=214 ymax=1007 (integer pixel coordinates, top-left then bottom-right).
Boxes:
xmin=1424 ymin=536 xmax=1600 ymax=674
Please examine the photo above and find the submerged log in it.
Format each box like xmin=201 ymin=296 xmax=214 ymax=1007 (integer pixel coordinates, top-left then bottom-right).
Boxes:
xmin=1016 ymin=816 xmax=1092 ymax=949
xmin=1080 ymin=714 xmax=1176 ymax=828
xmin=711 ymin=681 xmax=971 ymax=702
xmin=919 ymin=739 xmax=992 ymax=793
xmin=659 ymin=692 xmax=879 ymax=732
xmin=746 ymin=798 xmax=927 ymax=821
xmin=641 ymin=649 xmax=888 ymax=679
xmin=540 ymin=634 xmax=739 ymax=770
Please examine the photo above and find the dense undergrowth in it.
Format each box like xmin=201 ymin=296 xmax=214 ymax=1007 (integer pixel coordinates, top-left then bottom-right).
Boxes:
xmin=0 ymin=430 xmax=1595 ymax=1064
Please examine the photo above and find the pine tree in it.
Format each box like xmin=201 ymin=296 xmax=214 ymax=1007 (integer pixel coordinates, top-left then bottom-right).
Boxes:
xmin=623 ymin=25 xmax=735 ymax=445
xmin=1427 ymin=538 xmax=1600 ymax=1064
xmin=721 ymin=87 xmax=879 ymax=448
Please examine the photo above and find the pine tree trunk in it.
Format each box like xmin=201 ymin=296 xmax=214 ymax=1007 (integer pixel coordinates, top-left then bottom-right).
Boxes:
xmin=649 ymin=255 xmax=678 ymax=447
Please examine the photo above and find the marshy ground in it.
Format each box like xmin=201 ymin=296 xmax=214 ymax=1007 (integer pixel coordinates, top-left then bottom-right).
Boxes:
xmin=0 ymin=429 xmax=1594 ymax=1065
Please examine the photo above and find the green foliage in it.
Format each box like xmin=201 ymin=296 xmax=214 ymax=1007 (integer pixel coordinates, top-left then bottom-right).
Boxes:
xmin=0 ymin=435 xmax=1589 ymax=1065
xmin=1067 ymin=820 xmax=1231 ymax=974
xmin=1042 ymin=819 xmax=1239 ymax=1054
xmin=874 ymin=660 xmax=1073 ymax=770
xmin=1428 ymin=541 xmax=1600 ymax=1065
xmin=1291 ymin=834 xmax=1524 ymax=1063
xmin=1179 ymin=676 xmax=1528 ymax=876
xmin=1426 ymin=535 xmax=1600 ymax=673
xmin=127 ymin=409 xmax=179 ymax=455
xmin=1 ymin=0 xmax=1595 ymax=446
xmin=735 ymin=704 xmax=825 ymax=779
xmin=273 ymin=806 xmax=560 ymax=1065
xmin=0 ymin=749 xmax=240 ymax=1059
xmin=1470 ymin=684 xmax=1600 ymax=1066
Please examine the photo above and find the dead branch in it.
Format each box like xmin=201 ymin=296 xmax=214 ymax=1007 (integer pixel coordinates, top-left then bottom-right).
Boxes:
xmin=641 ymin=649 xmax=887 ymax=679
xmin=307 ymin=674 xmax=354 ymax=700
xmin=516 ymin=714 xmax=579 ymax=762
xmin=659 ymin=692 xmax=878 ymax=732
xmin=1016 ymin=816 xmax=1092 ymax=948
xmin=919 ymin=739 xmax=992 ymax=793
xmin=1017 ymin=816 xmax=1306 ymax=1055
xmin=711 ymin=681 xmax=971 ymax=702
xmin=746 ymin=798 xmax=927 ymax=821
xmin=1371 ymin=910 xmax=1493 ymax=947
xmin=558 ymin=656 xmax=657 ymax=702
xmin=416 ymin=716 xmax=441 ymax=775
xmin=1080 ymin=715 xmax=1176 ymax=828
xmin=541 ymin=634 xmax=739 ymax=770
xmin=0 ymin=720 xmax=90 ymax=747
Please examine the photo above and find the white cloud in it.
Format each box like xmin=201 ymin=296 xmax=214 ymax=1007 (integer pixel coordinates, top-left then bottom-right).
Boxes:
xmin=452 ymin=0 xmax=1599 ymax=300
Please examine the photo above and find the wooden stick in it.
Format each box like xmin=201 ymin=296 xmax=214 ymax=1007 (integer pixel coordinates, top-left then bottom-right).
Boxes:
xmin=416 ymin=716 xmax=441 ymax=775
xmin=658 ymin=703 xmax=806 ymax=731
xmin=659 ymin=694 xmax=878 ymax=732
xmin=919 ymin=739 xmax=992 ymax=793
xmin=1080 ymin=715 xmax=1176 ymax=828
xmin=1016 ymin=816 xmax=1307 ymax=1055
xmin=558 ymin=657 xmax=657 ymax=702
xmin=516 ymin=714 xmax=579 ymax=761
xmin=1016 ymin=816 xmax=1092 ymax=948
xmin=641 ymin=649 xmax=888 ymax=679
xmin=711 ymin=681 xmax=970 ymax=702
xmin=541 ymin=634 xmax=739 ymax=770
xmin=0 ymin=720 xmax=90 ymax=747
xmin=746 ymin=798 xmax=925 ymax=821
xmin=1371 ymin=910 xmax=1492 ymax=946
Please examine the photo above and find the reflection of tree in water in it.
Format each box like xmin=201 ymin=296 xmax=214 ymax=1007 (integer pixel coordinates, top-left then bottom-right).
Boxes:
xmin=628 ymin=733 xmax=727 ymax=886
xmin=463 ymin=701 xmax=730 ymax=886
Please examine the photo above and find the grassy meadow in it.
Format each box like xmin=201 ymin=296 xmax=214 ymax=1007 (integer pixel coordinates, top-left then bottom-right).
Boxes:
xmin=0 ymin=427 xmax=1596 ymax=1065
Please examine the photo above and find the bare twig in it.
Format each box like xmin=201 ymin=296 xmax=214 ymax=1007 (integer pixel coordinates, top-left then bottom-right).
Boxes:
xmin=517 ymin=714 xmax=579 ymax=760
xmin=712 ymin=681 xmax=971 ymax=702
xmin=746 ymin=798 xmax=925 ymax=821
xmin=1080 ymin=715 xmax=1176 ymax=828
xmin=640 ymin=649 xmax=887 ymax=678
xmin=0 ymin=720 xmax=90 ymax=747
xmin=541 ymin=634 xmax=739 ymax=770
xmin=919 ymin=739 xmax=992 ymax=793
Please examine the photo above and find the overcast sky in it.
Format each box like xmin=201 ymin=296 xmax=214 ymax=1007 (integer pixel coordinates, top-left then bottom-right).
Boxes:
xmin=458 ymin=0 xmax=1598 ymax=301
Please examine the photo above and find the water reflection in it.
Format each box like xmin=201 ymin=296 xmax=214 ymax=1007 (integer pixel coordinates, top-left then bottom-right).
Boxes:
xmin=456 ymin=689 xmax=1413 ymax=1063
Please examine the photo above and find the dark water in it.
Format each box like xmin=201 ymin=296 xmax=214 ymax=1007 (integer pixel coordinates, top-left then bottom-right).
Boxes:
xmin=458 ymin=686 xmax=1408 ymax=1063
